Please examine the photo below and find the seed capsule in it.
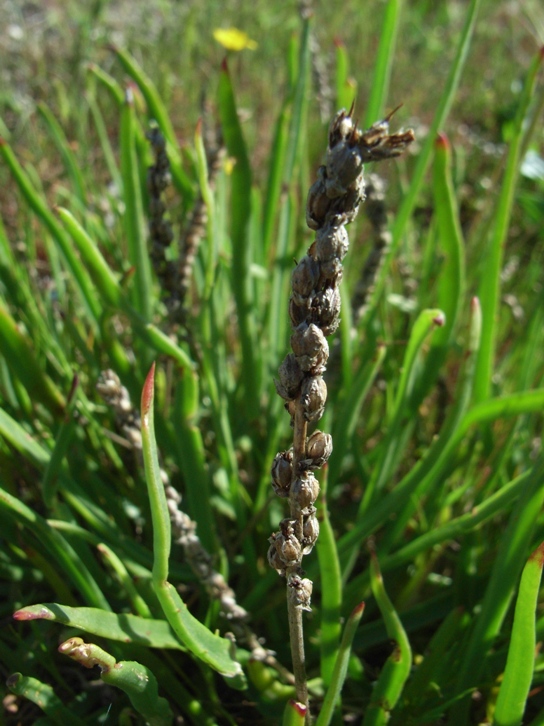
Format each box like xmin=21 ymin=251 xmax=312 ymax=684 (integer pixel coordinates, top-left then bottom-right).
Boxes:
xmin=290 ymin=472 xmax=320 ymax=512
xmin=310 ymin=287 xmax=341 ymax=335
xmin=318 ymin=257 xmax=343 ymax=287
xmin=301 ymin=508 xmax=320 ymax=553
xmin=291 ymin=323 xmax=329 ymax=375
xmin=278 ymin=533 xmax=302 ymax=565
xmin=305 ymin=430 xmax=333 ymax=469
xmin=267 ymin=538 xmax=285 ymax=574
xmin=328 ymin=109 xmax=355 ymax=147
xmin=301 ymin=375 xmax=327 ymax=422
xmin=314 ymin=224 xmax=349 ymax=262
xmin=271 ymin=449 xmax=293 ymax=497
xmin=291 ymin=255 xmax=320 ymax=306
xmin=275 ymin=354 xmax=304 ymax=401
xmin=289 ymin=296 xmax=310 ymax=328
xmin=326 ymin=140 xmax=364 ymax=198
xmin=306 ymin=167 xmax=332 ymax=230
xmin=288 ymin=574 xmax=313 ymax=611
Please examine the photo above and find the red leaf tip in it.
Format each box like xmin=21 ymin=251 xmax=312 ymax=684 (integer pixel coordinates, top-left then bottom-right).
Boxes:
xmin=352 ymin=601 xmax=366 ymax=616
xmin=221 ymin=57 xmax=229 ymax=73
xmin=288 ymin=700 xmax=307 ymax=716
xmin=433 ymin=312 xmax=446 ymax=327
xmin=530 ymin=541 xmax=544 ymax=568
xmin=13 ymin=606 xmax=53 ymax=621
xmin=141 ymin=363 xmax=156 ymax=419
xmin=435 ymin=132 xmax=449 ymax=149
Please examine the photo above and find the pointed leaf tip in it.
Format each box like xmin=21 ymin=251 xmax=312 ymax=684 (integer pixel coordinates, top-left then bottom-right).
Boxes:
xmin=13 ymin=606 xmax=53 ymax=621
xmin=288 ymin=700 xmax=307 ymax=715
xmin=436 ymin=132 xmax=449 ymax=149
xmin=141 ymin=363 xmax=156 ymax=419
xmin=529 ymin=541 xmax=544 ymax=567
xmin=221 ymin=57 xmax=229 ymax=73
xmin=351 ymin=601 xmax=366 ymax=617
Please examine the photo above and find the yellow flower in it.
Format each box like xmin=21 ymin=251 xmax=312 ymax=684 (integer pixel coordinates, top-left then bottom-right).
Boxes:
xmin=213 ymin=28 xmax=257 ymax=52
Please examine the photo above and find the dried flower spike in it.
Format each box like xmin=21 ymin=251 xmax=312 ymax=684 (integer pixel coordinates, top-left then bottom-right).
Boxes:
xmin=268 ymin=106 xmax=414 ymax=715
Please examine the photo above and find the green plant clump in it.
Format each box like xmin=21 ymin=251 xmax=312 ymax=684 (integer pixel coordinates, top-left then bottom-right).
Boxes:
xmin=1 ymin=1 xmax=543 ymax=724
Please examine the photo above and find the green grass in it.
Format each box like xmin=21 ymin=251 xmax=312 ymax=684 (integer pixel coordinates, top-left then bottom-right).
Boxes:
xmin=1 ymin=1 xmax=544 ymax=724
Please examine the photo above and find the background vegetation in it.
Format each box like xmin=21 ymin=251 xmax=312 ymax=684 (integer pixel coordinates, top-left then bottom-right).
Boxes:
xmin=0 ymin=0 xmax=543 ymax=723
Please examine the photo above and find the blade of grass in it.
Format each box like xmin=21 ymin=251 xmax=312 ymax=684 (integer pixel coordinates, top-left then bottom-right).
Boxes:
xmin=363 ymin=552 xmax=412 ymax=725
xmin=359 ymin=308 xmax=445 ymax=514
xmin=363 ymin=0 xmax=403 ymax=127
xmin=218 ymin=59 xmax=260 ymax=417
xmin=0 ymin=138 xmax=101 ymax=323
xmin=59 ymin=638 xmax=173 ymax=725
xmin=316 ymin=466 xmax=342 ymax=687
xmin=315 ymin=602 xmax=365 ymax=726
xmin=6 ymin=673 xmax=83 ymax=726
xmin=361 ymin=0 xmax=481 ymax=326
xmin=0 ymin=487 xmax=111 ymax=610
xmin=56 ymin=206 xmax=122 ymax=307
xmin=172 ymin=372 xmax=218 ymax=553
xmin=0 ymin=301 xmax=65 ymax=415
xmin=86 ymin=62 xmax=125 ymax=105
xmin=448 ymin=453 xmax=544 ymax=724
xmin=266 ymin=15 xmax=312 ymax=378
xmin=492 ymin=542 xmax=544 ymax=726
xmin=37 ymin=102 xmax=87 ymax=205
xmin=13 ymin=603 xmax=181 ymax=649
xmin=111 ymin=45 xmax=194 ymax=201
xmin=120 ymin=89 xmax=153 ymax=323
xmin=474 ymin=48 xmax=543 ymax=403
xmin=410 ymin=132 xmax=467 ymax=406
xmin=328 ymin=343 xmax=385 ymax=486
xmin=140 ymin=364 xmax=245 ymax=684
xmin=335 ymin=40 xmax=355 ymax=111
xmin=283 ymin=700 xmax=308 ymax=726
xmin=42 ymin=375 xmax=79 ymax=509
xmin=97 ymin=543 xmax=152 ymax=619
xmin=334 ymin=298 xmax=482 ymax=577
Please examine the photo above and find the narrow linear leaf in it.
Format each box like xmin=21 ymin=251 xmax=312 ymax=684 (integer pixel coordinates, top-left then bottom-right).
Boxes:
xmin=316 ymin=602 xmax=365 ymax=726
xmin=120 ymin=89 xmax=154 ymax=322
xmin=140 ymin=365 xmax=245 ymax=684
xmin=6 ymin=673 xmax=83 ymax=726
xmin=474 ymin=48 xmax=543 ymax=402
xmin=13 ymin=603 xmax=182 ymax=649
xmin=1 ymin=487 xmax=110 ymax=610
xmin=283 ymin=699 xmax=308 ymax=726
xmin=59 ymin=638 xmax=172 ymax=726
xmin=492 ymin=542 xmax=544 ymax=726
xmin=0 ymin=138 xmax=101 ymax=322
xmin=111 ymin=45 xmax=193 ymax=200
xmin=364 ymin=0 xmax=403 ymax=126
xmin=364 ymin=0 xmax=481 ymax=323
xmin=449 ymin=454 xmax=544 ymax=723
xmin=363 ymin=553 xmax=412 ymax=726
xmin=0 ymin=302 xmax=65 ymax=415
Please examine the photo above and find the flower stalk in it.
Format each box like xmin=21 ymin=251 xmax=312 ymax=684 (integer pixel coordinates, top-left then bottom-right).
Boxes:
xmin=268 ymin=106 xmax=414 ymax=715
